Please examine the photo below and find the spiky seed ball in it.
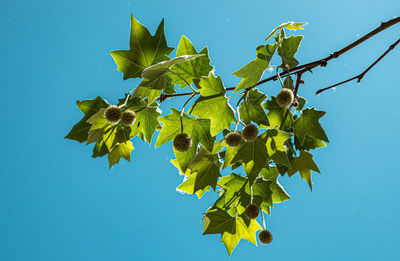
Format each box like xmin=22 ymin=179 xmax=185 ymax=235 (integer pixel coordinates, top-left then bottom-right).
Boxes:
xmin=245 ymin=204 xmax=260 ymax=220
xmin=104 ymin=105 xmax=122 ymax=123
xmin=225 ymin=132 xmax=242 ymax=147
xmin=276 ymin=88 xmax=294 ymax=107
xmin=120 ymin=110 xmax=136 ymax=126
xmin=173 ymin=133 xmax=192 ymax=152
xmin=242 ymin=124 xmax=259 ymax=142
xmin=259 ymin=230 xmax=273 ymax=244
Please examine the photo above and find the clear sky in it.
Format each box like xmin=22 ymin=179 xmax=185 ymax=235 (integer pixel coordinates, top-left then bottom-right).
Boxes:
xmin=1 ymin=0 xmax=400 ymax=260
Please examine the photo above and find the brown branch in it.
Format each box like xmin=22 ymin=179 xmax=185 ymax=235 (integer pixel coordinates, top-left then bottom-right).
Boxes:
xmin=316 ymin=37 xmax=400 ymax=94
xmin=255 ymin=17 xmax=400 ymax=87
xmin=157 ymin=17 xmax=400 ymax=102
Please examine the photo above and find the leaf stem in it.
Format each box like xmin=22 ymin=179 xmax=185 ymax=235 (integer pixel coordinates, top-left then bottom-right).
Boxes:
xmin=180 ymin=93 xmax=197 ymax=133
xmin=261 ymin=210 xmax=266 ymax=229
xmin=234 ymin=92 xmax=248 ymax=131
xmin=169 ymin=70 xmax=198 ymax=93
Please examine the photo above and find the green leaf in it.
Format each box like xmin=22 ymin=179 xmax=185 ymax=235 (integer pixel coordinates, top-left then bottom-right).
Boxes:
xmin=156 ymin=108 xmax=215 ymax=172
xmin=287 ymin=150 xmax=320 ymax=190
xmin=265 ymin=21 xmax=308 ymax=41
xmin=203 ymin=209 xmax=236 ymax=235
xmin=86 ymin=109 xmax=130 ymax=151
xmin=260 ymin=167 xmax=291 ymax=203
xmin=233 ymin=44 xmax=277 ymax=92
xmin=265 ymin=128 xmax=292 ymax=152
xmin=110 ymin=14 xmax=174 ymax=80
xmin=239 ymin=89 xmax=269 ymax=126
xmin=108 ymin=141 xmax=134 ymax=169
xmin=270 ymin=180 xmax=291 ymax=203
xmin=296 ymin=96 xmax=307 ymax=111
xmin=126 ymin=101 xmax=162 ymax=143
xmin=292 ymin=107 xmax=329 ymax=145
xmin=278 ymin=35 xmax=303 ymax=70
xmin=189 ymin=74 xmax=236 ymax=136
xmin=231 ymin=136 xmax=269 ymax=184
xmin=173 ymin=160 xmax=210 ymax=198
xmin=170 ymin=35 xmax=214 ymax=87
xmin=188 ymin=148 xmax=221 ymax=192
xmin=221 ymin=215 xmax=261 ymax=257
xmin=262 ymin=97 xmax=293 ymax=130
xmin=139 ymin=54 xmax=204 ymax=90
xmin=65 ymin=96 xmax=109 ymax=143
xmin=283 ymin=75 xmax=295 ymax=90
xmin=294 ymin=135 xmax=327 ymax=151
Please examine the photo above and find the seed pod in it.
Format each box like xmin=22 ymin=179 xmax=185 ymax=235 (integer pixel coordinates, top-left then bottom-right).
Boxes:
xmin=276 ymin=88 xmax=294 ymax=107
xmin=259 ymin=230 xmax=273 ymax=244
xmin=104 ymin=105 xmax=122 ymax=123
xmin=120 ymin=110 xmax=137 ymax=126
xmin=242 ymin=124 xmax=258 ymax=142
xmin=245 ymin=204 xmax=260 ymax=220
xmin=173 ymin=133 xmax=192 ymax=152
xmin=225 ymin=132 xmax=242 ymax=147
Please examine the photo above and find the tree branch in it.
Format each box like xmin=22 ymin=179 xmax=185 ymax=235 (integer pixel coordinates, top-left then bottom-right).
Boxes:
xmin=255 ymin=17 xmax=400 ymax=87
xmin=316 ymin=37 xmax=400 ymax=94
xmin=157 ymin=17 xmax=400 ymax=102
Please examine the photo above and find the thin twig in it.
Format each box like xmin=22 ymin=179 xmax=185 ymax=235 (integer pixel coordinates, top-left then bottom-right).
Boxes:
xmin=316 ymin=37 xmax=400 ymax=94
xmin=156 ymin=17 xmax=400 ymax=101
xmin=255 ymin=17 xmax=400 ymax=87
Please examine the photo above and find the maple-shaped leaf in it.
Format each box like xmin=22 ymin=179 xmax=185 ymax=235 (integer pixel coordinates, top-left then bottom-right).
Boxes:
xmin=265 ymin=21 xmax=308 ymax=41
xmin=110 ymin=14 xmax=174 ymax=80
xmin=121 ymin=97 xmax=162 ymax=144
xmin=233 ymin=44 xmax=277 ymax=92
xmin=65 ymin=96 xmax=109 ymax=143
xmin=221 ymin=215 xmax=262 ymax=257
xmin=260 ymin=167 xmax=291 ymax=203
xmin=86 ymin=109 xmax=130 ymax=151
xmin=264 ymin=128 xmax=292 ymax=167
xmin=277 ymin=35 xmax=303 ymax=70
xmin=139 ymin=54 xmax=205 ymax=91
xmin=231 ymin=136 xmax=269 ymax=184
xmin=239 ymin=88 xmax=269 ymax=126
xmin=189 ymin=74 xmax=236 ymax=136
xmin=188 ymin=148 xmax=221 ymax=192
xmin=108 ymin=141 xmax=134 ymax=169
xmin=170 ymin=35 xmax=214 ymax=87
xmin=294 ymin=135 xmax=327 ymax=151
xmin=172 ymin=160 xmax=210 ymax=199
xmin=156 ymin=108 xmax=214 ymax=172
xmin=292 ymin=107 xmax=329 ymax=145
xmin=287 ymin=150 xmax=320 ymax=190
xmin=263 ymin=96 xmax=293 ymax=130
xmin=202 ymin=208 xmax=236 ymax=235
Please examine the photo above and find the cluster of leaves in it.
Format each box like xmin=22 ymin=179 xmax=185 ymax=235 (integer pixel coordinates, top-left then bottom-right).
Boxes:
xmin=65 ymin=15 xmax=328 ymax=256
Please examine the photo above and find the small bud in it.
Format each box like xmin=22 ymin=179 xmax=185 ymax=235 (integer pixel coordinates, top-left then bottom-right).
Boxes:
xmin=276 ymin=88 xmax=294 ymax=107
xmin=245 ymin=204 xmax=259 ymax=220
xmin=104 ymin=105 xmax=122 ymax=123
xmin=259 ymin=230 xmax=273 ymax=244
xmin=291 ymin=98 xmax=299 ymax=108
xmin=120 ymin=110 xmax=137 ymax=126
xmin=225 ymin=132 xmax=242 ymax=147
xmin=173 ymin=133 xmax=192 ymax=152
xmin=242 ymin=124 xmax=258 ymax=142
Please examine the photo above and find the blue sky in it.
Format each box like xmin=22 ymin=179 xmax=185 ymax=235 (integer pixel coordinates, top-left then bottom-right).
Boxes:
xmin=1 ymin=0 xmax=400 ymax=260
